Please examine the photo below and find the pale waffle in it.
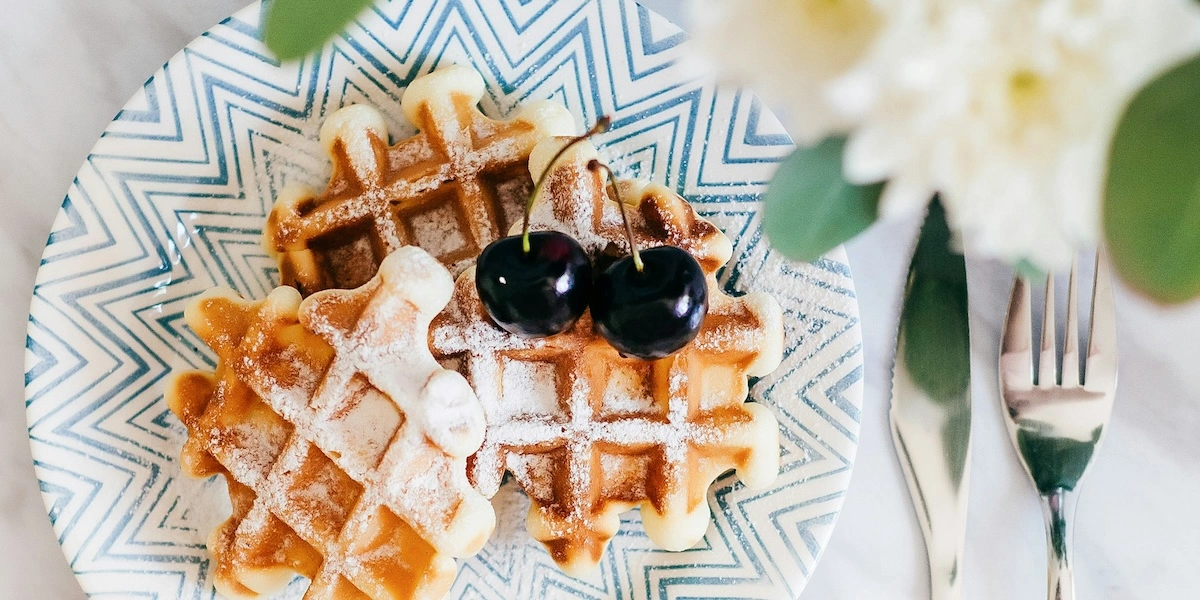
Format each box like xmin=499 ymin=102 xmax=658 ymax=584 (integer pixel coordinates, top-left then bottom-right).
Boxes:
xmin=167 ymin=246 xmax=494 ymax=600
xmin=265 ymin=64 xmax=575 ymax=294
xmin=429 ymin=138 xmax=785 ymax=575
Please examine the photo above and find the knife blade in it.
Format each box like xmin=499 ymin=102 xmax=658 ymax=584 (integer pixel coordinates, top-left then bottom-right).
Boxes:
xmin=889 ymin=198 xmax=973 ymax=600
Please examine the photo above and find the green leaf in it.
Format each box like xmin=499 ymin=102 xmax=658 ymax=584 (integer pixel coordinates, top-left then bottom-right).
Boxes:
xmin=900 ymin=198 xmax=970 ymax=404
xmin=763 ymin=136 xmax=884 ymax=262
xmin=264 ymin=0 xmax=374 ymax=61
xmin=1105 ymin=52 xmax=1200 ymax=304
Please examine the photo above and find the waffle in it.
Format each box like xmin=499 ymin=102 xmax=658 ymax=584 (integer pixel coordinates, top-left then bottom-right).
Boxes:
xmin=168 ymin=246 xmax=494 ymax=600
xmin=265 ymin=64 xmax=575 ymax=295
xmin=429 ymin=138 xmax=785 ymax=575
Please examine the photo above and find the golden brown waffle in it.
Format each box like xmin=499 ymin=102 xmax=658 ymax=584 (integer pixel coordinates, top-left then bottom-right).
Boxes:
xmin=168 ymin=246 xmax=494 ymax=600
xmin=265 ymin=64 xmax=575 ymax=295
xmin=429 ymin=138 xmax=784 ymax=575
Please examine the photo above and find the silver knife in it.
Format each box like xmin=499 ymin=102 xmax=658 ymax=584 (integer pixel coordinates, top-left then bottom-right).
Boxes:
xmin=889 ymin=199 xmax=973 ymax=600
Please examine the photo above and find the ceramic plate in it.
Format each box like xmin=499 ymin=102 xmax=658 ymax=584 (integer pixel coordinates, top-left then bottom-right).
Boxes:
xmin=23 ymin=1 xmax=863 ymax=598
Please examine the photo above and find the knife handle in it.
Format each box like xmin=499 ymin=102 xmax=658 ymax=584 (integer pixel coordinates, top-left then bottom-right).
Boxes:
xmin=890 ymin=418 xmax=970 ymax=600
xmin=923 ymin=501 xmax=967 ymax=600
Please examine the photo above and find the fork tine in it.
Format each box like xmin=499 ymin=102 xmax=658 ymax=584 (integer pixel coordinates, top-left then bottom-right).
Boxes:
xmin=1086 ymin=250 xmax=1118 ymax=390
xmin=1039 ymin=272 xmax=1057 ymax=388
xmin=1061 ymin=257 xmax=1081 ymax=387
xmin=1000 ymin=275 xmax=1034 ymax=389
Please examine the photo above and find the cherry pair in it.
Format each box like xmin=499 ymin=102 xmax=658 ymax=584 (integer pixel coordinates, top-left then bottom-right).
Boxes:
xmin=474 ymin=120 xmax=707 ymax=360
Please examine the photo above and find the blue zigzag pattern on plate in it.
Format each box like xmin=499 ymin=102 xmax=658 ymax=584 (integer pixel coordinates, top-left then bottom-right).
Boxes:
xmin=23 ymin=1 xmax=863 ymax=598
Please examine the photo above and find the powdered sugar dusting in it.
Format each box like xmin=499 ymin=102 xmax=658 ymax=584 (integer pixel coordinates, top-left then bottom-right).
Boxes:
xmin=499 ymin=359 xmax=560 ymax=419
xmin=492 ymin=175 xmax=534 ymax=231
xmin=406 ymin=201 xmax=468 ymax=261
xmin=601 ymin=364 xmax=656 ymax=416
xmin=223 ymin=420 xmax=290 ymax=482
xmin=429 ymin=161 xmax=785 ymax=564
xmin=319 ymin=379 xmax=401 ymax=471
xmin=386 ymin=139 xmax=435 ymax=174
xmin=521 ymin=145 xmax=732 ymax=274
xmin=177 ymin=248 xmax=493 ymax=596
xmin=267 ymin=67 xmax=571 ymax=292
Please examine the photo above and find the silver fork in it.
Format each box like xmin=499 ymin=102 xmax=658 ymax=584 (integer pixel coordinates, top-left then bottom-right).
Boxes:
xmin=999 ymin=253 xmax=1118 ymax=600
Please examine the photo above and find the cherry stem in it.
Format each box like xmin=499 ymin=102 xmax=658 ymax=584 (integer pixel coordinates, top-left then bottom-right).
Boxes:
xmin=521 ymin=115 xmax=612 ymax=254
xmin=587 ymin=159 xmax=643 ymax=273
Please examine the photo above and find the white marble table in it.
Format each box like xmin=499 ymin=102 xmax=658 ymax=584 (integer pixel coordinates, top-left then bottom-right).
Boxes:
xmin=4 ymin=1 xmax=1200 ymax=598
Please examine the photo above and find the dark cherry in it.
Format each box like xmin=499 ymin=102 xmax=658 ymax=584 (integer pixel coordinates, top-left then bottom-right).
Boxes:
xmin=591 ymin=245 xmax=708 ymax=360
xmin=475 ymin=231 xmax=592 ymax=337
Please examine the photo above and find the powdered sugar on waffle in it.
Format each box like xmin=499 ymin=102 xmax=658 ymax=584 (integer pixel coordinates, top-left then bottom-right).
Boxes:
xmin=430 ymin=140 xmax=785 ymax=573
xmin=266 ymin=64 xmax=577 ymax=294
xmin=297 ymin=247 xmax=490 ymax=538
xmin=171 ymin=245 xmax=497 ymax=598
xmin=524 ymin=138 xmax=735 ymax=274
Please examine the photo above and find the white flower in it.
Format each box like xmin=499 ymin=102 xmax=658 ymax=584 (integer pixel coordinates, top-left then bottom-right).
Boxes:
xmin=691 ymin=0 xmax=887 ymax=144
xmin=696 ymin=0 xmax=1200 ymax=269
xmin=834 ymin=0 xmax=1200 ymax=268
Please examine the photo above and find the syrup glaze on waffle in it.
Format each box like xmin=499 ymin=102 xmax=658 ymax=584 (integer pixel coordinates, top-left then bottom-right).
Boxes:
xmin=430 ymin=138 xmax=785 ymax=575
xmin=265 ymin=65 xmax=575 ymax=295
xmin=168 ymin=246 xmax=494 ymax=600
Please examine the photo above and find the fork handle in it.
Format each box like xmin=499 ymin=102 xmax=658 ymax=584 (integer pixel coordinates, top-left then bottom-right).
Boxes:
xmin=1041 ymin=488 xmax=1077 ymax=600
